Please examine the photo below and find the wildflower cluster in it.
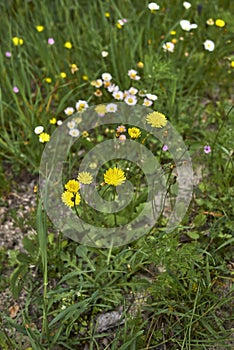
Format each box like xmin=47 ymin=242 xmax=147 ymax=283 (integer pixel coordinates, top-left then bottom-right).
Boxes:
xmin=61 ymin=171 xmax=95 ymax=208
xmin=61 ymin=167 xmax=126 ymax=210
xmin=159 ymin=2 xmax=227 ymax=54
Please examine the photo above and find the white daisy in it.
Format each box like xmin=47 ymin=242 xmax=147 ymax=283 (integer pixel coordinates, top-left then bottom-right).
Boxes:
xmin=143 ymin=98 xmax=153 ymax=107
xmin=67 ymin=120 xmax=76 ymax=129
xmin=106 ymin=103 xmax=118 ymax=112
xmin=102 ymin=72 xmax=112 ymax=81
xmin=69 ymin=128 xmax=80 ymax=137
xmin=128 ymin=87 xmax=138 ymax=95
xmin=162 ymin=42 xmax=175 ymax=52
xmin=203 ymin=40 xmax=215 ymax=52
xmin=148 ymin=2 xmax=160 ymax=11
xmin=124 ymin=95 xmax=137 ymax=106
xmin=180 ymin=19 xmax=197 ymax=31
xmin=64 ymin=107 xmax=75 ymax=115
xmin=146 ymin=93 xmax=158 ymax=101
xmin=75 ymin=100 xmax=88 ymax=112
xmin=113 ymin=90 xmax=124 ymax=100
xmin=128 ymin=69 xmax=141 ymax=80
xmin=183 ymin=1 xmax=191 ymax=9
xmin=34 ymin=126 xmax=44 ymax=134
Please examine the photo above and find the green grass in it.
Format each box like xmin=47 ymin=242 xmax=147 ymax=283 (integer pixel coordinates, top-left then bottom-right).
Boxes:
xmin=0 ymin=0 xmax=233 ymax=349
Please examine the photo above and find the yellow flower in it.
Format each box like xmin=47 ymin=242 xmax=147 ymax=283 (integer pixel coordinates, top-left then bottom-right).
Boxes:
xmin=116 ymin=22 xmax=122 ymax=29
xmin=12 ymin=37 xmax=24 ymax=46
xmin=215 ymin=19 xmax=225 ymax=28
xmin=62 ymin=191 xmax=81 ymax=207
xmin=104 ymin=167 xmax=126 ymax=186
xmin=44 ymin=77 xmax=52 ymax=83
xmin=77 ymin=172 xmax=93 ymax=184
xmin=64 ymin=41 xmax=72 ymax=49
xmin=105 ymin=12 xmax=110 ymax=18
xmin=39 ymin=132 xmax=50 ymax=143
xmin=82 ymin=131 xmax=89 ymax=137
xmin=171 ymin=38 xmax=177 ymax=44
xmin=128 ymin=127 xmax=141 ymax=139
xmin=230 ymin=61 xmax=234 ymax=68
xmin=36 ymin=25 xmax=44 ymax=32
xmin=60 ymin=72 xmax=67 ymax=78
xmin=49 ymin=118 xmax=57 ymax=124
xmin=70 ymin=63 xmax=79 ymax=74
xmin=82 ymin=75 xmax=89 ymax=81
xmin=170 ymin=30 xmax=176 ymax=35
xmin=65 ymin=179 xmax=80 ymax=193
xmin=95 ymin=104 xmax=107 ymax=115
xmin=137 ymin=61 xmax=144 ymax=68
xmin=146 ymin=111 xmax=167 ymax=128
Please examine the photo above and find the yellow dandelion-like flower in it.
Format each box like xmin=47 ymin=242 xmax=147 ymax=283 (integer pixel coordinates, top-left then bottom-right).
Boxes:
xmin=95 ymin=104 xmax=107 ymax=115
xmin=36 ymin=25 xmax=44 ymax=32
xmin=44 ymin=77 xmax=52 ymax=83
xmin=230 ymin=61 xmax=234 ymax=68
xmin=128 ymin=127 xmax=141 ymax=139
xmin=215 ymin=19 xmax=225 ymax=28
xmin=105 ymin=12 xmax=110 ymax=18
xmin=82 ymin=75 xmax=89 ymax=81
xmin=77 ymin=172 xmax=93 ymax=184
xmin=12 ymin=37 xmax=24 ymax=46
xmin=170 ymin=30 xmax=176 ymax=35
xmin=49 ymin=118 xmax=57 ymax=124
xmin=60 ymin=72 xmax=67 ymax=78
xmin=64 ymin=41 xmax=72 ymax=49
xmin=146 ymin=111 xmax=167 ymax=128
xmin=65 ymin=179 xmax=80 ymax=193
xmin=62 ymin=191 xmax=81 ymax=207
xmin=104 ymin=167 xmax=126 ymax=186
xmin=137 ymin=61 xmax=144 ymax=68
xmin=39 ymin=132 xmax=50 ymax=143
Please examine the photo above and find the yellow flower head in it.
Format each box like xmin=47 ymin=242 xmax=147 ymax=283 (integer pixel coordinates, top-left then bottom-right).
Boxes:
xmin=70 ymin=63 xmax=79 ymax=74
xmin=39 ymin=132 xmax=50 ymax=143
xmin=65 ymin=179 xmax=80 ymax=193
xmin=49 ymin=118 xmax=57 ymax=124
xmin=62 ymin=191 xmax=81 ymax=207
xmin=12 ymin=37 xmax=24 ymax=46
xmin=82 ymin=131 xmax=89 ymax=137
xmin=77 ymin=172 xmax=93 ymax=184
xmin=36 ymin=25 xmax=44 ymax=32
xmin=230 ymin=61 xmax=234 ymax=68
xmin=64 ymin=41 xmax=72 ymax=49
xmin=105 ymin=12 xmax=110 ymax=18
xmin=128 ymin=127 xmax=141 ymax=139
xmin=95 ymin=104 xmax=107 ymax=115
xmin=137 ymin=61 xmax=144 ymax=68
xmin=104 ymin=167 xmax=126 ymax=186
xmin=146 ymin=111 xmax=167 ymax=128
xmin=170 ymin=30 xmax=176 ymax=35
xmin=82 ymin=75 xmax=89 ymax=81
xmin=215 ymin=19 xmax=225 ymax=28
xmin=60 ymin=72 xmax=67 ymax=78
xmin=44 ymin=77 xmax=52 ymax=83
